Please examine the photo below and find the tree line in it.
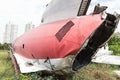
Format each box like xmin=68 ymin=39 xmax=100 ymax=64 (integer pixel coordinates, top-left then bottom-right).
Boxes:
xmin=0 ymin=43 xmax=9 ymax=50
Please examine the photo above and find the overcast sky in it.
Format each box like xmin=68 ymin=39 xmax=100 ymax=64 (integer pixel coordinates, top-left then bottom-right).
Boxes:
xmin=0 ymin=0 xmax=120 ymax=43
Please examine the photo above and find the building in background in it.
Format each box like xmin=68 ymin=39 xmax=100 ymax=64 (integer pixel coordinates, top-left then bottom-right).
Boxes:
xmin=3 ymin=22 xmax=18 ymax=43
xmin=24 ymin=22 xmax=35 ymax=33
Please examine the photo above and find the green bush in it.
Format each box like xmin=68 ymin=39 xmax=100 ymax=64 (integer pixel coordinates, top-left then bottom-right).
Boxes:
xmin=108 ymin=32 xmax=120 ymax=55
xmin=109 ymin=45 xmax=120 ymax=56
xmin=108 ymin=32 xmax=120 ymax=45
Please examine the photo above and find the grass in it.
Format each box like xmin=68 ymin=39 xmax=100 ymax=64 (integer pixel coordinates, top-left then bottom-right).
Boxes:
xmin=72 ymin=63 xmax=120 ymax=80
xmin=0 ymin=50 xmax=120 ymax=80
xmin=0 ymin=50 xmax=15 ymax=79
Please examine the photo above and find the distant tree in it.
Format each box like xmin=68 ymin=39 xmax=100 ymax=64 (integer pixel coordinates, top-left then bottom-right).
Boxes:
xmin=2 ymin=43 xmax=9 ymax=50
xmin=0 ymin=43 xmax=3 ymax=50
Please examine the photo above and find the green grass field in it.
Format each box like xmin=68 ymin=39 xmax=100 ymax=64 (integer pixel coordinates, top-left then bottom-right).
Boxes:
xmin=0 ymin=50 xmax=120 ymax=80
xmin=0 ymin=50 xmax=15 ymax=79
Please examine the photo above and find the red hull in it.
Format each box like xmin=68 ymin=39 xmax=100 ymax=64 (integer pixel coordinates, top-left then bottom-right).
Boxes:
xmin=13 ymin=14 xmax=103 ymax=59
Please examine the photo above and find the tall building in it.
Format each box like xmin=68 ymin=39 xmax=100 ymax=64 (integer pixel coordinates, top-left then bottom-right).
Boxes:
xmin=25 ymin=22 xmax=35 ymax=32
xmin=3 ymin=22 xmax=18 ymax=43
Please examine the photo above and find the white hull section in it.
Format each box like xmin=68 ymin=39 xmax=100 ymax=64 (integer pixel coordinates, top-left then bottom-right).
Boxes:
xmin=113 ymin=70 xmax=120 ymax=77
xmin=93 ymin=43 xmax=112 ymax=57
xmin=92 ymin=55 xmax=120 ymax=65
xmin=14 ymin=53 xmax=74 ymax=73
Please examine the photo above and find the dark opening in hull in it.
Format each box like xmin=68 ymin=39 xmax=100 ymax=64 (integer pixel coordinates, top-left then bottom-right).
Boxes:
xmin=72 ymin=13 xmax=119 ymax=71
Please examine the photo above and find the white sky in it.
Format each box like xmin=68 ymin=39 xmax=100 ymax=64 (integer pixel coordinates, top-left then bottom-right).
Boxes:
xmin=0 ymin=0 xmax=120 ymax=43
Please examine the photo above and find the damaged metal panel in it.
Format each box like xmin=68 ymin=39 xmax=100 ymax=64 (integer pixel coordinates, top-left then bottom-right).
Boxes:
xmin=41 ymin=0 xmax=91 ymax=24
xmin=77 ymin=0 xmax=91 ymax=16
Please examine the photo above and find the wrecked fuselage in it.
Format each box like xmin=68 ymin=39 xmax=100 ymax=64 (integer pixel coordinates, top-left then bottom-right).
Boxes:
xmin=10 ymin=12 xmax=119 ymax=74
